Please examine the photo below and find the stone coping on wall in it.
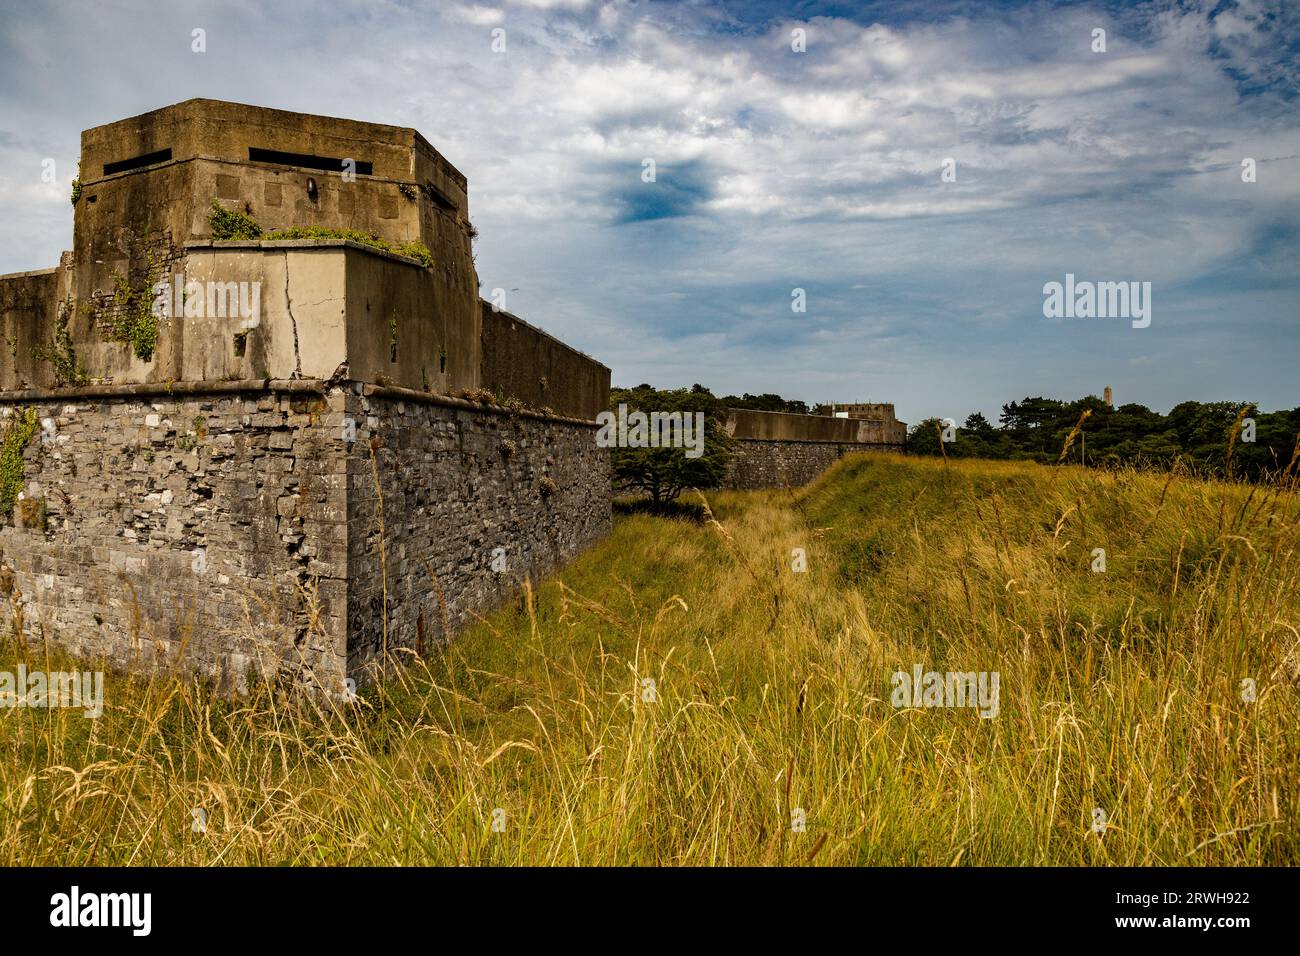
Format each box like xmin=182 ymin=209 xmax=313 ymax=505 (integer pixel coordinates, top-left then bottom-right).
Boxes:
xmin=185 ymin=238 xmax=428 ymax=269
xmin=0 ymin=266 xmax=60 ymax=281
xmin=0 ymin=377 xmax=601 ymax=428
xmin=733 ymin=436 xmax=905 ymax=446
xmin=357 ymin=382 xmax=600 ymax=428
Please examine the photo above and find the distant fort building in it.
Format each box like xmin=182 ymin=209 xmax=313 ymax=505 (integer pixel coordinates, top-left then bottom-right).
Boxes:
xmin=722 ymin=404 xmax=906 ymax=490
xmin=825 ymin=403 xmax=908 ymax=445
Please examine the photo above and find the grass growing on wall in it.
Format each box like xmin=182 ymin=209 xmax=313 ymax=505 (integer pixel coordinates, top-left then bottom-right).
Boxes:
xmin=207 ymin=199 xmax=263 ymax=240
xmin=262 ymin=228 xmax=435 ymax=268
xmin=0 ymin=453 xmax=1297 ymax=864
xmin=207 ymin=200 xmax=435 ymax=266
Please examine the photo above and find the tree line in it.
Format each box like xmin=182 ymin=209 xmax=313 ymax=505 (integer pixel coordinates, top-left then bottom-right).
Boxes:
xmin=607 ymin=385 xmax=1300 ymax=501
xmin=908 ymin=396 xmax=1300 ymax=482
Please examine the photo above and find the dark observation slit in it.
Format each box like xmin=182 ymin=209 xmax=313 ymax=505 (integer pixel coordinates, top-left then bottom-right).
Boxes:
xmin=425 ymin=183 xmax=456 ymax=211
xmin=248 ymin=147 xmax=373 ymax=176
xmin=103 ymin=148 xmax=172 ymax=176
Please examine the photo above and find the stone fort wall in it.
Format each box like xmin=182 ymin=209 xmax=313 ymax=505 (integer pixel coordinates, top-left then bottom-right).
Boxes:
xmin=723 ymin=438 xmax=892 ymax=490
xmin=0 ymin=381 xmax=608 ymax=691
xmin=0 ymin=98 xmax=905 ymax=689
xmin=722 ymin=407 xmax=905 ymax=490
xmin=345 ymin=385 xmax=610 ymax=676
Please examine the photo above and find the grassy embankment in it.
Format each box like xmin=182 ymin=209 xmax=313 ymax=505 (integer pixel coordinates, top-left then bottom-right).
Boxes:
xmin=1 ymin=452 xmax=1296 ymax=865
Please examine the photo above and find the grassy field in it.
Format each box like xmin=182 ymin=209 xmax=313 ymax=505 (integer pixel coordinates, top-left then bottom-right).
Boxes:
xmin=1 ymin=452 xmax=1296 ymax=865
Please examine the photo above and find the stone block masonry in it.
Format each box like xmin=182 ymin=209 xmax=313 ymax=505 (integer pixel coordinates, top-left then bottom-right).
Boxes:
xmin=724 ymin=439 xmax=890 ymax=490
xmin=721 ymin=406 xmax=907 ymax=490
xmin=0 ymin=381 xmax=610 ymax=691
xmin=0 ymin=382 xmax=349 ymax=690
xmin=345 ymin=385 xmax=610 ymax=676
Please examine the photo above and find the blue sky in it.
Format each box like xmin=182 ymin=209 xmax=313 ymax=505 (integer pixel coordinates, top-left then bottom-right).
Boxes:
xmin=1 ymin=0 xmax=1296 ymax=425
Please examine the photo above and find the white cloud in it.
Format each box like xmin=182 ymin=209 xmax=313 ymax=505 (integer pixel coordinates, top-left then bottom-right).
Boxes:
xmin=443 ymin=4 xmax=506 ymax=27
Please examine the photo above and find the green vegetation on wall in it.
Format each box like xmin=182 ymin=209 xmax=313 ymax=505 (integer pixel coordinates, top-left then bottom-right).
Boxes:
xmin=0 ymin=408 xmax=39 ymax=519
xmin=107 ymin=252 xmax=161 ymax=362
xmin=207 ymin=199 xmax=263 ymax=240
xmin=206 ymin=201 xmax=434 ymax=267
xmin=31 ymin=296 xmax=88 ymax=385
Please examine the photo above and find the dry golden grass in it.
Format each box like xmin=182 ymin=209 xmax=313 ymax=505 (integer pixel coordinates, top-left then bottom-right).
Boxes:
xmin=1 ymin=452 xmax=1296 ymax=865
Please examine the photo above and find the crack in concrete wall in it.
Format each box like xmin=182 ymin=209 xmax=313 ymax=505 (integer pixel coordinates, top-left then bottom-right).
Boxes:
xmin=282 ymin=251 xmax=303 ymax=380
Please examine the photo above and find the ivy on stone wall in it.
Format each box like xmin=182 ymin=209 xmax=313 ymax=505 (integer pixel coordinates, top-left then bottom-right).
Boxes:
xmin=108 ymin=252 xmax=161 ymax=362
xmin=0 ymin=408 xmax=39 ymax=520
xmin=31 ymin=296 xmax=88 ymax=385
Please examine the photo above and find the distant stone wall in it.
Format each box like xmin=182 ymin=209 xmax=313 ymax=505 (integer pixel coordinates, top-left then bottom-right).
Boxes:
xmin=0 ymin=380 xmax=611 ymax=690
xmin=724 ymin=439 xmax=893 ymax=490
xmin=726 ymin=406 xmax=907 ymax=444
xmin=721 ymin=406 xmax=904 ymax=489
xmin=345 ymin=386 xmax=610 ymax=675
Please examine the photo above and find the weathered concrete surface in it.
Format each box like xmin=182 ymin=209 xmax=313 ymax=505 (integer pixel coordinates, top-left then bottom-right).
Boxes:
xmin=76 ymin=98 xmax=473 ymax=299
xmin=182 ymin=239 xmax=479 ymax=393
xmin=1 ymin=242 xmax=467 ymax=392
xmin=344 ymin=245 xmax=479 ymax=393
xmin=480 ymin=302 xmax=610 ymax=420
xmin=0 ymin=98 xmax=477 ymax=399
xmin=728 ymin=408 xmax=863 ymax=443
xmin=824 ymin=402 xmax=908 ymax=445
xmin=0 ymin=268 xmax=64 ymax=389
xmin=726 ymin=406 xmax=907 ymax=444
xmin=177 ymin=242 xmax=347 ymax=384
xmin=4 ymin=97 xmax=609 ymax=420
